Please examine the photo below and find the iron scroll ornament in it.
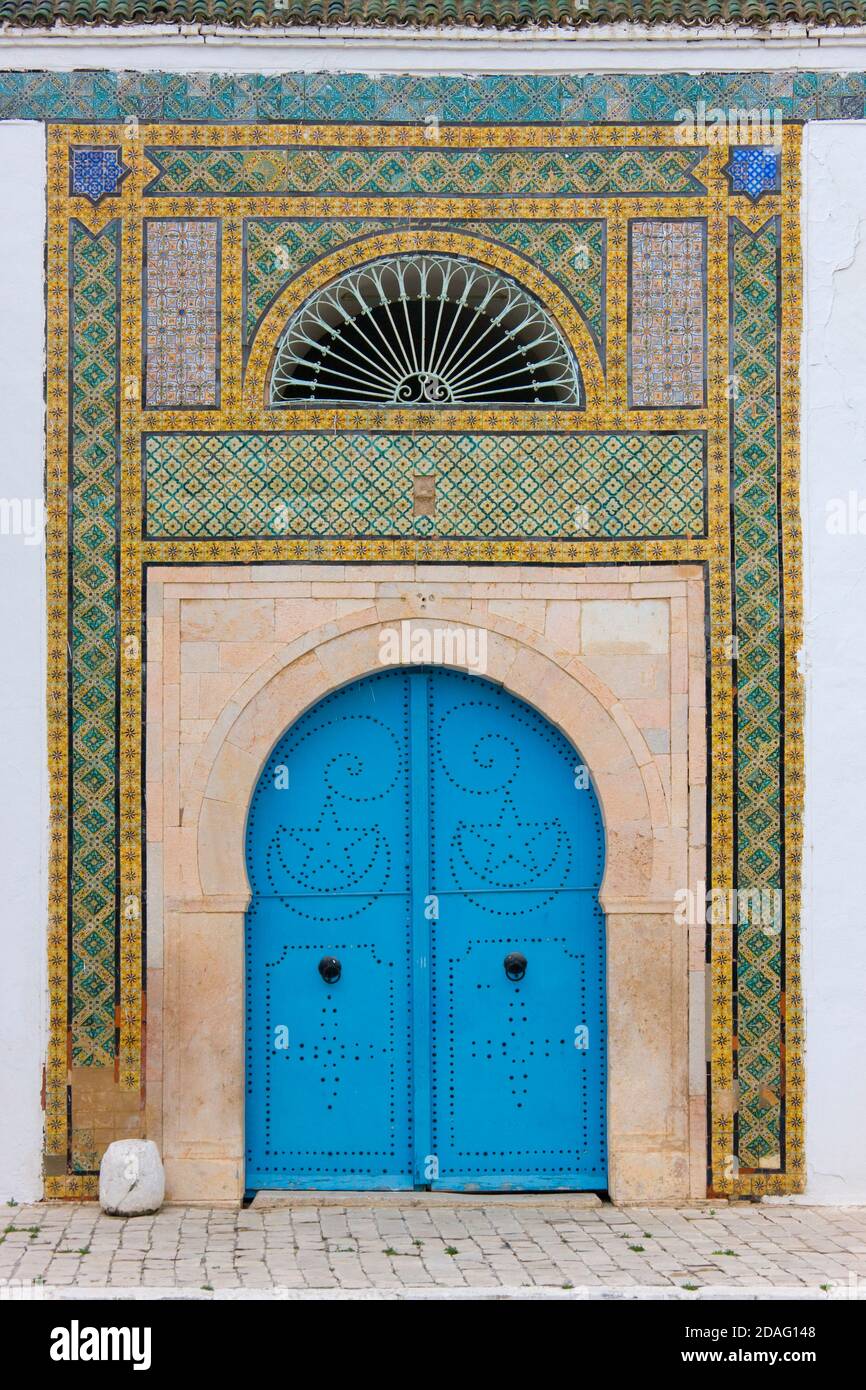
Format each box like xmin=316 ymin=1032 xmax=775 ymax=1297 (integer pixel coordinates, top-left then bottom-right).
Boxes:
xmin=269 ymin=253 xmax=582 ymax=408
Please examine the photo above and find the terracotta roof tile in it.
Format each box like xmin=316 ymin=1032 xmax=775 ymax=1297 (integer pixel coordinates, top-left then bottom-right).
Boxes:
xmin=2 ymin=0 xmax=866 ymax=28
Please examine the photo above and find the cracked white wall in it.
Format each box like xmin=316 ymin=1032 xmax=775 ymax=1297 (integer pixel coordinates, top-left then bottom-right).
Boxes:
xmin=801 ymin=122 xmax=866 ymax=1203
xmin=0 ymin=120 xmax=47 ymax=1203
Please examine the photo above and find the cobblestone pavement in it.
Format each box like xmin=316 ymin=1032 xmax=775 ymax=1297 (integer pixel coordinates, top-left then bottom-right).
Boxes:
xmin=2 ymin=1200 xmax=866 ymax=1299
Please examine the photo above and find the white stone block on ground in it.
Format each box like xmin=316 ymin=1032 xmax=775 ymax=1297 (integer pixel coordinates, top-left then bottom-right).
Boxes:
xmin=99 ymin=1140 xmax=165 ymax=1216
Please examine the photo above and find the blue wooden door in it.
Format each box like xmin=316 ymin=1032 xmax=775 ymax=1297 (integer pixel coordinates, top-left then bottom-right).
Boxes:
xmin=245 ymin=667 xmax=606 ymax=1191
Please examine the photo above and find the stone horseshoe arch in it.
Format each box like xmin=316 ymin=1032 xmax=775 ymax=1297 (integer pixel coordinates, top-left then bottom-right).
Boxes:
xmin=158 ymin=607 xmax=692 ymax=1207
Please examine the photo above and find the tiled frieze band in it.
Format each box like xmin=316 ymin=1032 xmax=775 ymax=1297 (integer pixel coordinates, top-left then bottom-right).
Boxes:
xmin=143 ymin=145 xmax=708 ymax=199
xmin=1 ymin=69 xmax=866 ymax=124
xmin=143 ymin=430 xmax=706 ymax=541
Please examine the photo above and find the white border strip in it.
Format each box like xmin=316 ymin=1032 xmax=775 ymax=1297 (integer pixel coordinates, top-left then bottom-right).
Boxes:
xmin=4 ymin=24 xmax=866 ymax=73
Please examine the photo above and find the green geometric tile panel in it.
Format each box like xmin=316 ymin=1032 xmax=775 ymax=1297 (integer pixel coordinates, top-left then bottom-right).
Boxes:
xmin=144 ymin=430 xmax=706 ymax=541
xmin=146 ymin=145 xmax=707 ymax=199
xmin=70 ymin=219 xmax=120 ymax=1068
xmin=731 ymin=216 xmax=783 ymax=1169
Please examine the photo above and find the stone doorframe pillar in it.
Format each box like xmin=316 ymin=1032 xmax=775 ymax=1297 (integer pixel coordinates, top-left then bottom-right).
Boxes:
xmin=146 ymin=565 xmax=706 ymax=1205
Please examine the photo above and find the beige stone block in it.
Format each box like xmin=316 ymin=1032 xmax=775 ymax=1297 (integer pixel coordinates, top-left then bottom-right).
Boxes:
xmin=581 ymin=598 xmax=669 ymax=655
xmin=470 ymin=582 xmax=524 ymax=598
xmin=172 ymin=582 xmax=234 ymax=599
xmin=688 ymin=921 xmax=706 ymax=972
xmin=488 ymin=598 xmax=547 ymax=632
xmin=251 ymin=563 xmax=337 ymax=583
xmin=646 ymin=825 xmax=689 ymax=900
xmin=606 ymin=912 xmax=688 ymax=1150
xmin=163 ymin=911 xmax=245 ymax=1168
xmin=670 ymin=692 xmax=689 ymax=754
xmin=335 ymin=598 xmax=378 ymax=619
xmin=162 ymin=621 xmax=180 ymax=684
xmin=180 ymin=717 xmax=213 ymax=745
xmin=181 ymin=597 xmax=274 ymax=643
xmin=226 ymin=651 xmax=326 ymax=755
xmin=145 ymin=716 xmax=162 ymax=784
xmin=163 ymin=1158 xmax=244 ymax=1206
xmin=580 ymin=653 xmax=669 ymax=700
xmin=544 ymin=600 xmax=581 ymax=653
xmin=146 ymin=967 xmax=163 ymax=1084
xmin=144 ymin=1080 xmax=163 ymax=1156
xmin=689 ymin=784 xmax=707 ymax=849
xmin=610 ymin=701 xmax=653 ymax=769
xmin=197 ymin=798 xmax=247 ymax=897
xmin=315 ymin=624 xmax=386 ymax=685
xmin=689 ymin=656 xmax=706 ymax=707
xmin=311 ymin=581 xmax=376 ymax=598
xmin=181 ymin=642 xmax=220 ymax=673
xmin=640 ymin=759 xmax=670 ymax=829
xmin=609 ymin=1148 xmax=690 ymax=1203
xmin=197 ymin=672 xmax=245 ymax=722
xmin=688 ymin=1095 xmax=708 ymax=1200
xmin=624 ymin=695 xmax=670 ymax=732
xmin=521 ymin=583 xmax=579 ymax=600
xmin=147 ymin=584 xmax=164 ymax=661
xmin=563 ymin=656 xmax=616 ymax=711
xmin=475 ymin=629 xmax=519 ymax=686
xmin=671 ymin=632 xmax=688 ymax=696
xmin=145 ymin=781 xmax=163 ymax=843
xmin=689 ymin=705 xmax=708 ymax=785
xmin=226 ymin=582 xmax=303 ymax=598
xmin=603 ymin=825 xmax=654 ymax=899
xmin=180 ymin=671 xmax=199 ymax=719
xmin=670 ymin=595 xmax=688 ymax=636
xmin=688 ymin=968 xmax=706 ymax=1095
xmin=687 ymin=579 xmax=706 ymax=656
xmin=218 ymin=640 xmax=281 ymax=672
xmin=205 ymin=739 xmax=263 ymax=808
xmin=163 ymin=825 xmax=201 ymax=899
xmin=163 ymin=681 xmax=180 ymax=737
xmin=627 ymin=581 xmax=686 ymax=599
xmin=671 ymin=751 xmax=689 ymax=829
xmin=146 ymin=843 xmax=164 ymax=970
xmin=274 ymin=597 xmax=336 ymax=641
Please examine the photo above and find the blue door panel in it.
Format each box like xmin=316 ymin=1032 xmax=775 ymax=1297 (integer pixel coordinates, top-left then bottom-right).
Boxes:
xmin=245 ymin=672 xmax=414 ymax=1188
xmin=245 ymin=667 xmax=607 ymax=1192
xmin=427 ymin=670 xmax=607 ymax=1189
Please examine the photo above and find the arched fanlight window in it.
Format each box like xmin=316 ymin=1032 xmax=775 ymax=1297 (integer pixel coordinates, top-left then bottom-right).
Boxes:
xmin=269 ymin=254 xmax=582 ymax=408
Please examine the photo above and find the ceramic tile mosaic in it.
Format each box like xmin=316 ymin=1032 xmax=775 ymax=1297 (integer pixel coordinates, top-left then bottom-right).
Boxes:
xmin=143 ymin=145 xmax=708 ymax=199
xmin=32 ymin=96 xmax=804 ymax=1200
xmin=144 ymin=430 xmax=705 ymax=541
xmin=144 ymin=219 xmax=220 ymax=408
xmin=2 ymin=68 xmax=866 ymax=123
xmin=629 ymin=219 xmax=706 ymax=409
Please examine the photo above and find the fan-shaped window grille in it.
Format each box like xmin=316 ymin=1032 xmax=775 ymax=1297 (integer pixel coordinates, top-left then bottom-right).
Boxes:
xmin=269 ymin=254 xmax=582 ymax=408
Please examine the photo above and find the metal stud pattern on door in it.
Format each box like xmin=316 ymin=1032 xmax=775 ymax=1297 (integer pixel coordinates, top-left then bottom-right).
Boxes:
xmin=245 ymin=667 xmax=606 ymax=1191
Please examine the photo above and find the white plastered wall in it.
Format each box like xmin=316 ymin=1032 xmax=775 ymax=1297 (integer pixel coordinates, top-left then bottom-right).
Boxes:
xmin=799 ymin=122 xmax=866 ymax=1204
xmin=0 ymin=120 xmax=46 ymax=1202
xmin=0 ymin=40 xmax=865 ymax=1201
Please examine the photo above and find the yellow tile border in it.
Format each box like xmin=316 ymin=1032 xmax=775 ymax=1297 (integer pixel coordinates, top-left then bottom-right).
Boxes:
xmin=43 ymin=120 xmax=803 ymax=1198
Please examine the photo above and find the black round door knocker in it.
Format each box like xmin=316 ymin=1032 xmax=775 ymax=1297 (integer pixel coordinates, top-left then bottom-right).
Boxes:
xmin=504 ymin=952 xmax=527 ymax=982
xmin=318 ymin=956 xmax=341 ymax=984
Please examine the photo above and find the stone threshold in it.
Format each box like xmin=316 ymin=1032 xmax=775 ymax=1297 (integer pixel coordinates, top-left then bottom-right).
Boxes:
xmin=249 ymin=1190 xmax=605 ymax=1210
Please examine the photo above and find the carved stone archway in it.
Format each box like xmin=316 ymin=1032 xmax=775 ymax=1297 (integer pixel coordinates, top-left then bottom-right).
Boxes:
xmin=147 ymin=566 xmax=703 ymax=1205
